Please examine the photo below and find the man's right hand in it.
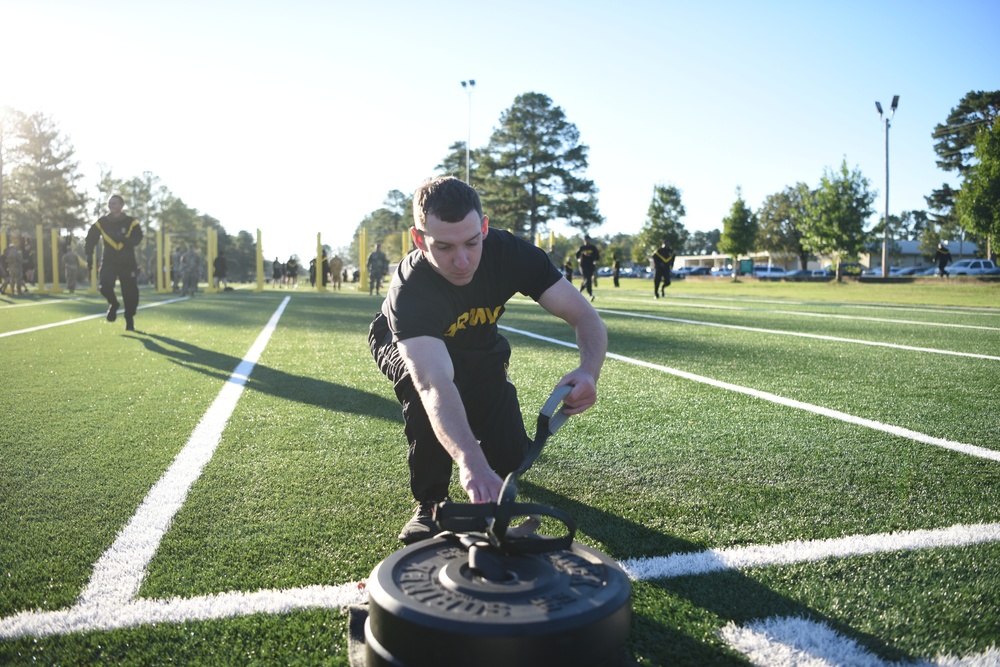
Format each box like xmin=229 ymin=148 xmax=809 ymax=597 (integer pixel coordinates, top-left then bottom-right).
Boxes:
xmin=458 ymin=459 xmax=504 ymax=504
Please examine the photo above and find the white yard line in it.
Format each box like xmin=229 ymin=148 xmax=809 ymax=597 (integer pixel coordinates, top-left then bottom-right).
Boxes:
xmin=597 ymin=308 xmax=1000 ymax=361
xmin=720 ymin=616 xmax=1000 ymax=667
xmin=0 ymin=297 xmax=189 ymax=338
xmin=619 ymin=522 xmax=1000 ymax=581
xmin=0 ymin=296 xmax=293 ymax=639
xmin=614 ymin=297 xmax=1000 ymax=332
xmin=500 ymin=325 xmax=1000 ymax=463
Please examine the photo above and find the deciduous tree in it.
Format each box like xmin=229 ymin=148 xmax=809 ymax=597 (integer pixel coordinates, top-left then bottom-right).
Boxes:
xmin=757 ymin=184 xmax=811 ymax=269
xmin=800 ymin=160 xmax=876 ymax=279
xmin=638 ymin=184 xmax=688 ymax=259
xmin=955 ymin=120 xmax=1000 ymax=257
xmin=718 ymin=188 xmax=758 ymax=276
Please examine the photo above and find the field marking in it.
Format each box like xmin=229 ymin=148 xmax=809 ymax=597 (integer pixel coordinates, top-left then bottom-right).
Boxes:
xmin=597 ymin=308 xmax=1000 ymax=361
xmin=613 ymin=297 xmax=1000 ymax=332
xmin=619 ymin=522 xmax=1000 ymax=581
xmin=0 ymin=297 xmax=189 ymax=338
xmin=628 ymin=292 xmax=1000 ymax=317
xmin=500 ymin=325 xmax=1000 ymax=463
xmin=0 ymin=295 xmax=292 ymax=639
xmin=0 ymin=296 xmax=92 ymax=310
xmin=3 ymin=519 xmax=997 ymax=639
xmin=2 ymin=313 xmax=997 ymax=642
xmin=720 ymin=616 xmax=1000 ymax=667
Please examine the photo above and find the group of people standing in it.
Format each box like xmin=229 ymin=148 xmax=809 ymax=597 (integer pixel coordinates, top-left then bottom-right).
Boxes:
xmin=1 ymin=238 xmax=32 ymax=296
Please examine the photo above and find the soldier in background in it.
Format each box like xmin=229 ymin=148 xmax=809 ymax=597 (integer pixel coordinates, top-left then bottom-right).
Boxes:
xmin=180 ymin=245 xmax=202 ymax=297
xmin=329 ymin=254 xmax=343 ymax=290
xmin=1 ymin=239 xmax=26 ymax=296
xmin=62 ymin=242 xmax=83 ymax=293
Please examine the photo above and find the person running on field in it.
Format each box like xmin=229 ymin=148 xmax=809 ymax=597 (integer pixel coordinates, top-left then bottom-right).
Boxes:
xmin=652 ymin=239 xmax=675 ymax=298
xmin=575 ymin=235 xmax=600 ymax=301
xmin=85 ymin=195 xmax=143 ymax=331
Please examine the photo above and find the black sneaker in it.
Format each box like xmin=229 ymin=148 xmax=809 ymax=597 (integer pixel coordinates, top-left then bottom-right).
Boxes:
xmin=398 ymin=501 xmax=442 ymax=544
xmin=125 ymin=315 xmax=135 ymax=331
xmin=106 ymin=303 xmax=119 ymax=322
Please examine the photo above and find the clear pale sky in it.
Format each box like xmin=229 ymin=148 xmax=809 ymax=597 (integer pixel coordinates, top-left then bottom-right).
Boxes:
xmin=3 ymin=0 xmax=998 ymax=263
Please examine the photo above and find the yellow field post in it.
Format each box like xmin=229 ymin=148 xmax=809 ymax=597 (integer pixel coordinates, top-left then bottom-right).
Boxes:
xmin=402 ymin=229 xmax=409 ymax=256
xmin=164 ymin=234 xmax=173 ymax=294
xmin=49 ymin=229 xmax=62 ymax=294
xmin=155 ymin=227 xmax=164 ymax=292
xmin=535 ymin=232 xmax=542 ymax=248
xmin=206 ymin=228 xmax=217 ymax=293
xmin=34 ymin=225 xmax=48 ymax=294
xmin=315 ymin=233 xmax=326 ymax=292
xmin=549 ymin=231 xmax=554 ymax=250
xmin=359 ymin=227 xmax=368 ymax=293
xmin=255 ymin=229 xmax=264 ymax=292
xmin=0 ymin=231 xmax=6 ymax=252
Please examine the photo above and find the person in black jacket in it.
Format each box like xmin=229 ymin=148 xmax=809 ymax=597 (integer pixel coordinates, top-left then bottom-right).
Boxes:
xmin=652 ymin=239 xmax=675 ymax=298
xmin=85 ymin=195 xmax=143 ymax=331
xmin=933 ymin=242 xmax=952 ymax=277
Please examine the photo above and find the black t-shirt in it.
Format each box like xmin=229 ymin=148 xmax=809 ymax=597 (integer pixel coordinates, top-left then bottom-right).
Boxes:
xmin=382 ymin=229 xmax=562 ymax=353
xmin=576 ymin=243 xmax=600 ymax=271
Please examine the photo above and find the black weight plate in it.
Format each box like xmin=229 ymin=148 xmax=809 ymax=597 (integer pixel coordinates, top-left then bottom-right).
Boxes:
xmin=365 ymin=537 xmax=631 ymax=667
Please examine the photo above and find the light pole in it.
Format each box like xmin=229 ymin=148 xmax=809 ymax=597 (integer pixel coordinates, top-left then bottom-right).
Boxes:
xmin=875 ymin=95 xmax=899 ymax=278
xmin=460 ymin=80 xmax=475 ymax=183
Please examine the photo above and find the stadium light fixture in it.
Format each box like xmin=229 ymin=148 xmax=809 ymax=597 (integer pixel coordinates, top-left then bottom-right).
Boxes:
xmin=461 ymin=80 xmax=476 ymax=184
xmin=876 ymin=95 xmax=899 ymax=278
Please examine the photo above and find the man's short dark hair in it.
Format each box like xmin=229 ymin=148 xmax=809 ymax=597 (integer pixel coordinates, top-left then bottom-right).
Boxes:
xmin=413 ymin=176 xmax=483 ymax=229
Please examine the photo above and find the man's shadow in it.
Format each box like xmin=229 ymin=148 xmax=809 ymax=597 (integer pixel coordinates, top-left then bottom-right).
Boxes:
xmin=130 ymin=332 xmax=399 ymax=420
xmin=520 ymin=482 xmax=922 ymax=666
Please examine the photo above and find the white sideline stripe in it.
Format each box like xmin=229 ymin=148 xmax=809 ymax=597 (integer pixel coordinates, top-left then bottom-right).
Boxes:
xmin=597 ymin=308 xmax=1000 ymax=361
xmin=0 ymin=296 xmax=91 ymax=310
xmin=609 ymin=299 xmax=1000 ymax=331
xmin=0 ymin=584 xmax=364 ymax=639
xmin=78 ymin=295 xmax=289 ymax=608
xmin=619 ymin=522 xmax=1000 ymax=581
xmin=0 ymin=297 xmax=189 ymax=338
xmin=0 ymin=296 xmax=291 ymax=640
xmin=719 ymin=616 xmax=1000 ymax=667
xmin=635 ymin=292 xmax=1000 ymax=317
xmin=499 ymin=325 xmax=1000 ymax=463
xmin=4 ymin=520 xmax=998 ymax=639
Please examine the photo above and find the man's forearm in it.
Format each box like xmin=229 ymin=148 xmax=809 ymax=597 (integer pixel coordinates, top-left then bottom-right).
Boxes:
xmin=574 ymin=309 xmax=608 ymax=382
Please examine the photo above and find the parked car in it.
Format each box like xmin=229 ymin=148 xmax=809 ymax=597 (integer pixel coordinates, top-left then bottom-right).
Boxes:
xmin=944 ymin=259 xmax=997 ymax=275
xmin=835 ymin=262 xmax=864 ymax=276
xmin=711 ymin=267 xmax=733 ymax=277
xmin=895 ymin=266 xmax=927 ymax=276
xmin=784 ymin=269 xmax=812 ymax=278
xmin=686 ymin=266 xmax=712 ymax=276
xmin=752 ymin=265 xmax=787 ymax=278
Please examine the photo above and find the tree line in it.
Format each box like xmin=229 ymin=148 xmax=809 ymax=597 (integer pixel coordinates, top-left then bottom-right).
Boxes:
xmin=0 ymin=107 xmax=258 ymax=283
xmin=4 ymin=88 xmax=996 ymax=284
xmin=355 ymin=89 xmax=999 ymax=273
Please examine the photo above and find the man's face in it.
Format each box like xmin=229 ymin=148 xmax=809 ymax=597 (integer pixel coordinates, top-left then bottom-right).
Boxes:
xmin=108 ymin=197 xmax=124 ymax=215
xmin=411 ymin=210 xmax=488 ymax=286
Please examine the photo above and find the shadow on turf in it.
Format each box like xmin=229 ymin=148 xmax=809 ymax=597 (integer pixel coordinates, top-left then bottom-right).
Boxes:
xmin=130 ymin=333 xmax=400 ymax=420
xmin=523 ymin=483 xmax=922 ymax=666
